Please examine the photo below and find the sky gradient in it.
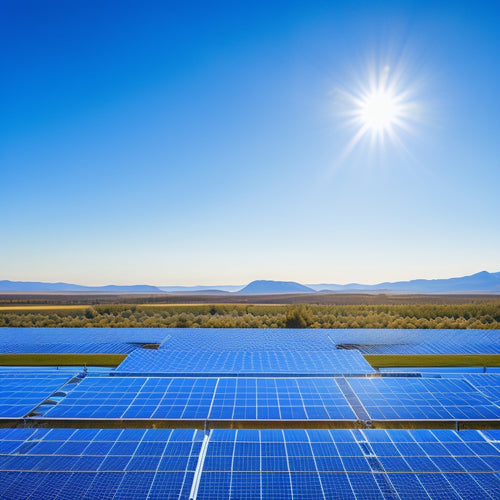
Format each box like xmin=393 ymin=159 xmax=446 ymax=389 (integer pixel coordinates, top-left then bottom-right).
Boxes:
xmin=1 ymin=1 xmax=499 ymax=286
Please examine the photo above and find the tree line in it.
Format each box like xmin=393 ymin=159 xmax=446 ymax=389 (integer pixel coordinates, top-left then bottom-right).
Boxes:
xmin=1 ymin=302 xmax=499 ymax=329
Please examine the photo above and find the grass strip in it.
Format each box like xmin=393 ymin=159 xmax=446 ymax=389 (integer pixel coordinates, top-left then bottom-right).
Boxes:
xmin=0 ymin=353 xmax=126 ymax=367
xmin=365 ymin=354 xmax=500 ymax=368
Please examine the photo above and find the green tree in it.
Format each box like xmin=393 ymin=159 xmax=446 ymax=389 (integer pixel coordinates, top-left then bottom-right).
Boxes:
xmin=285 ymin=306 xmax=312 ymax=328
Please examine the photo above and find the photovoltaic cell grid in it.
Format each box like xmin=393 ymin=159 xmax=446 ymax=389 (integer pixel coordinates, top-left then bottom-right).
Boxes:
xmin=466 ymin=374 xmax=500 ymax=405
xmin=1 ymin=428 xmax=499 ymax=499
xmin=354 ymin=342 xmax=500 ymax=355
xmin=0 ymin=428 xmax=203 ymax=500
xmin=115 ymin=349 xmax=375 ymax=376
xmin=0 ymin=372 xmax=75 ymax=418
xmin=42 ymin=377 xmax=357 ymax=420
xmin=347 ymin=377 xmax=500 ymax=420
xmin=197 ymin=429 xmax=500 ymax=499
xmin=159 ymin=328 xmax=337 ymax=351
xmin=0 ymin=327 xmax=169 ymax=345
xmin=0 ymin=342 xmax=137 ymax=355
xmin=329 ymin=328 xmax=500 ymax=346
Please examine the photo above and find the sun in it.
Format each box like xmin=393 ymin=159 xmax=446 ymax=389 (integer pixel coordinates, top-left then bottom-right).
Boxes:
xmin=336 ymin=61 xmax=420 ymax=158
xmin=360 ymin=90 xmax=399 ymax=131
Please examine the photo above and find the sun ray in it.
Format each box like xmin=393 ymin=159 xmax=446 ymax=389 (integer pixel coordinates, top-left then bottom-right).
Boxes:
xmin=335 ymin=58 xmax=423 ymax=163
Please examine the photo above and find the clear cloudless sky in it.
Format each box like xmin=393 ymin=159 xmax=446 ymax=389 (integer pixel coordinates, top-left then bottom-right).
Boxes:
xmin=1 ymin=0 xmax=499 ymax=286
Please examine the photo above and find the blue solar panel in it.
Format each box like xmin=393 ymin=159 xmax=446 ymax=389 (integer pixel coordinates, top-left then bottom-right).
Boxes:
xmin=0 ymin=342 xmax=137 ymax=354
xmin=0 ymin=327 xmax=169 ymax=345
xmin=0 ymin=428 xmax=203 ymax=500
xmin=465 ymin=374 xmax=500 ymax=404
xmin=354 ymin=342 xmax=500 ymax=355
xmin=0 ymin=372 xmax=75 ymax=418
xmin=346 ymin=377 xmax=500 ymax=420
xmin=42 ymin=376 xmax=358 ymax=421
xmin=329 ymin=328 xmax=500 ymax=346
xmin=2 ymin=428 xmax=500 ymax=499
xmin=115 ymin=349 xmax=375 ymax=376
xmin=196 ymin=429 xmax=500 ymax=499
xmin=159 ymin=328 xmax=338 ymax=351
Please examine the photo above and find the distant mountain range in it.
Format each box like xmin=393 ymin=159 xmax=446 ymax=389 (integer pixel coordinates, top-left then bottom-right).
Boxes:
xmin=0 ymin=281 xmax=162 ymax=293
xmin=1 ymin=271 xmax=499 ymax=294
xmin=309 ymin=270 xmax=500 ymax=294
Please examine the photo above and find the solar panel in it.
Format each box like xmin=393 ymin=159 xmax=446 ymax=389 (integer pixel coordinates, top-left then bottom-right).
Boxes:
xmin=0 ymin=372 xmax=76 ymax=418
xmin=0 ymin=428 xmax=203 ymax=500
xmin=115 ymin=349 xmax=375 ymax=376
xmin=42 ymin=376 xmax=357 ymax=421
xmin=354 ymin=342 xmax=500 ymax=355
xmin=0 ymin=342 xmax=138 ymax=354
xmin=196 ymin=429 xmax=500 ymax=499
xmin=465 ymin=374 xmax=500 ymax=404
xmin=159 ymin=328 xmax=338 ymax=351
xmin=1 ymin=428 xmax=500 ymax=498
xmin=329 ymin=328 xmax=500 ymax=346
xmin=0 ymin=327 xmax=169 ymax=345
xmin=346 ymin=377 xmax=500 ymax=420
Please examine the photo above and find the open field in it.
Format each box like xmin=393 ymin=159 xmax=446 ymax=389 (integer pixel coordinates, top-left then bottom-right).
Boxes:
xmin=1 ymin=292 xmax=499 ymax=306
xmin=1 ymin=298 xmax=499 ymax=328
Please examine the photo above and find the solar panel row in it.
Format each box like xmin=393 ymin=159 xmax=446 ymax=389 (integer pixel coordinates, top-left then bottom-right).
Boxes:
xmin=40 ymin=375 xmax=500 ymax=422
xmin=355 ymin=342 xmax=500 ymax=355
xmin=347 ymin=377 xmax=500 ymax=420
xmin=115 ymin=349 xmax=376 ymax=376
xmin=43 ymin=377 xmax=357 ymax=420
xmin=198 ymin=428 xmax=500 ymax=499
xmin=0 ymin=327 xmax=170 ymax=345
xmin=159 ymin=328 xmax=338 ymax=351
xmin=329 ymin=328 xmax=500 ymax=346
xmin=1 ymin=428 xmax=499 ymax=500
xmin=0 ymin=342 xmax=137 ymax=354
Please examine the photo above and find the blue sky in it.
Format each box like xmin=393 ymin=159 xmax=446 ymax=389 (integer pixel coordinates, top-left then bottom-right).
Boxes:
xmin=1 ymin=0 xmax=499 ymax=286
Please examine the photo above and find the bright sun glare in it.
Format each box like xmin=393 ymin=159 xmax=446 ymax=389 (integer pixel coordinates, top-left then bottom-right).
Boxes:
xmin=360 ymin=91 xmax=399 ymax=131
xmin=338 ymin=62 xmax=420 ymax=157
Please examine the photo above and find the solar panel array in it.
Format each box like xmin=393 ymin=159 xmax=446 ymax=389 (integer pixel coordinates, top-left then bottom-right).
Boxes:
xmin=115 ymin=349 xmax=375 ymax=376
xmin=1 ymin=327 xmax=500 ymax=499
xmin=1 ymin=428 xmax=499 ymax=499
xmin=198 ymin=429 xmax=500 ymax=499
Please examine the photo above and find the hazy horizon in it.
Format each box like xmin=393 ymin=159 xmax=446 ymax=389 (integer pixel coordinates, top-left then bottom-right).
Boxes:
xmin=1 ymin=269 xmax=499 ymax=288
xmin=2 ymin=1 xmax=499 ymax=286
